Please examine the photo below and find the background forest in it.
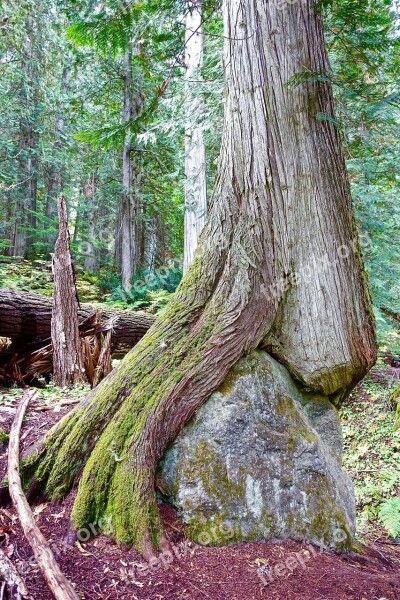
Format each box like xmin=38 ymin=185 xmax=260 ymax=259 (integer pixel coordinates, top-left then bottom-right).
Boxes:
xmin=0 ymin=0 xmax=399 ymax=352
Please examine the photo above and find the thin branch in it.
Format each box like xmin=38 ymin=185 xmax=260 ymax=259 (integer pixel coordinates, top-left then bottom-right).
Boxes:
xmin=8 ymin=390 xmax=80 ymax=600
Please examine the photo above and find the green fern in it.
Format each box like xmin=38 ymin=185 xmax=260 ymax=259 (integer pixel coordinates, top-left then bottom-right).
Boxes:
xmin=379 ymin=498 xmax=400 ymax=538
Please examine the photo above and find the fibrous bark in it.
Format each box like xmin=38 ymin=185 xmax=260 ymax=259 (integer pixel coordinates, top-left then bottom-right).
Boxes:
xmin=51 ymin=196 xmax=85 ymax=387
xmin=0 ymin=289 xmax=154 ymax=358
xmin=22 ymin=0 xmax=376 ymax=558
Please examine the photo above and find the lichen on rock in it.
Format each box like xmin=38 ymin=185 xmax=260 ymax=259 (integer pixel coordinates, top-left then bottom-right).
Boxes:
xmin=159 ymin=350 xmax=355 ymax=551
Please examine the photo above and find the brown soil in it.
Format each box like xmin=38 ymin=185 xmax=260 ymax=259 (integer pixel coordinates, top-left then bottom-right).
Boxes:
xmin=0 ymin=388 xmax=399 ymax=600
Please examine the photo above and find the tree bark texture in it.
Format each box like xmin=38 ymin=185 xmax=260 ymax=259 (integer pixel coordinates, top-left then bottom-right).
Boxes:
xmin=0 ymin=289 xmax=155 ymax=358
xmin=183 ymin=0 xmax=207 ymax=273
xmin=23 ymin=0 xmax=376 ymax=558
xmin=51 ymin=196 xmax=85 ymax=386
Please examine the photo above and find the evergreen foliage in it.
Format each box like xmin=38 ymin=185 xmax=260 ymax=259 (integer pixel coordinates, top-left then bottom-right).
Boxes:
xmin=0 ymin=0 xmax=398 ymax=350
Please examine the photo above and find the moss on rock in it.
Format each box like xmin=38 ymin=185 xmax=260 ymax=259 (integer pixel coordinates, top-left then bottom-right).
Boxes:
xmin=159 ymin=350 xmax=356 ymax=552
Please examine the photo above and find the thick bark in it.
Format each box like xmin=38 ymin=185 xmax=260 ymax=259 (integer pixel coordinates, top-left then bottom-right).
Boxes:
xmin=144 ymin=215 xmax=166 ymax=272
xmin=183 ymin=0 xmax=207 ymax=273
xmin=0 ymin=289 xmax=154 ymax=358
xmin=22 ymin=0 xmax=376 ymax=558
xmin=51 ymin=196 xmax=85 ymax=386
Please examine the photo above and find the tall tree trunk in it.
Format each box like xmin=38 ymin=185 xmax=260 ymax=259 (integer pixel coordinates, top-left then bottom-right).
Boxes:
xmin=133 ymin=174 xmax=145 ymax=274
xmin=145 ymin=215 xmax=166 ymax=272
xmin=120 ymin=43 xmax=135 ymax=292
xmin=51 ymin=196 xmax=85 ymax=387
xmin=45 ymin=67 xmax=71 ymax=251
xmin=12 ymin=13 xmax=38 ymax=258
xmin=183 ymin=0 xmax=207 ymax=273
xmin=116 ymin=43 xmax=145 ymax=292
xmin=83 ymin=173 xmax=99 ymax=273
xmin=23 ymin=0 xmax=376 ymax=559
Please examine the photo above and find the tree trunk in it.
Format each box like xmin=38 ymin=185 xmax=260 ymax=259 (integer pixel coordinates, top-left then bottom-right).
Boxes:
xmin=83 ymin=174 xmax=99 ymax=273
xmin=22 ymin=0 xmax=376 ymax=558
xmin=45 ymin=66 xmax=71 ymax=251
xmin=116 ymin=43 xmax=145 ymax=292
xmin=12 ymin=12 xmax=38 ymax=258
xmin=120 ymin=44 xmax=135 ymax=292
xmin=51 ymin=196 xmax=85 ymax=386
xmin=183 ymin=0 xmax=207 ymax=273
xmin=145 ymin=215 xmax=166 ymax=272
xmin=0 ymin=288 xmax=155 ymax=358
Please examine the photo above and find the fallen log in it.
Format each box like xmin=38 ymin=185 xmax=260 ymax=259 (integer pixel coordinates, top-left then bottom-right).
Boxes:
xmin=0 ymin=289 xmax=155 ymax=358
xmin=7 ymin=390 xmax=79 ymax=600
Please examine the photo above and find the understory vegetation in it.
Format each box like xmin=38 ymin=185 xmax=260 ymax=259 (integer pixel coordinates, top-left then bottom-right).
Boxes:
xmin=341 ymin=369 xmax=400 ymax=539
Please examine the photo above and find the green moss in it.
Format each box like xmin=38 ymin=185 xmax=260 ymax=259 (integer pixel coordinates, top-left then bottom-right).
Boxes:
xmin=51 ymin=277 xmax=226 ymax=552
xmin=352 ymin=542 xmax=366 ymax=554
xmin=0 ymin=428 xmax=9 ymax=447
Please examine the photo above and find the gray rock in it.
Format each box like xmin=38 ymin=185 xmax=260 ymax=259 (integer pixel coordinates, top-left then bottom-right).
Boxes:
xmin=159 ymin=350 xmax=355 ymax=551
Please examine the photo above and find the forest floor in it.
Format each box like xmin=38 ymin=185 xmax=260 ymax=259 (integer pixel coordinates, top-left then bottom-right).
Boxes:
xmin=0 ymin=365 xmax=399 ymax=600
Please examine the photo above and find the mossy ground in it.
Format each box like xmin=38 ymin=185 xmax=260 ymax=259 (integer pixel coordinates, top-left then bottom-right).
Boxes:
xmin=0 ymin=426 xmax=9 ymax=446
xmin=0 ymin=257 xmax=175 ymax=309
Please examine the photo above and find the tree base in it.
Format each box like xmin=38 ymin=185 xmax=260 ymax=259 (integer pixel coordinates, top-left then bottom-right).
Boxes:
xmin=159 ymin=351 xmax=355 ymax=551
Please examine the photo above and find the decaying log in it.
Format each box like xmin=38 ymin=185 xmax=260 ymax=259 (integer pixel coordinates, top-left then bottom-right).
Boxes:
xmin=92 ymin=325 xmax=113 ymax=388
xmin=0 ymin=288 xmax=155 ymax=358
xmin=0 ymin=314 xmax=106 ymax=386
xmin=7 ymin=390 xmax=79 ymax=600
xmin=0 ymin=547 xmax=29 ymax=599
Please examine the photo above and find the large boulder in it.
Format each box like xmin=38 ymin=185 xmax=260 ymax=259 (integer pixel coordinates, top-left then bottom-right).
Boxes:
xmin=159 ymin=350 xmax=355 ymax=551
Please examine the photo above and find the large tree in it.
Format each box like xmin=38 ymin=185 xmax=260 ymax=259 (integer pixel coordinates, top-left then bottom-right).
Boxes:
xmin=23 ymin=0 xmax=376 ymax=558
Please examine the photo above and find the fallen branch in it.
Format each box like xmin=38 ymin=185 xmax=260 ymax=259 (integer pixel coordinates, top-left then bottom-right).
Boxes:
xmin=7 ymin=390 xmax=79 ymax=600
xmin=380 ymin=306 xmax=400 ymax=325
xmin=0 ymin=546 xmax=29 ymax=599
